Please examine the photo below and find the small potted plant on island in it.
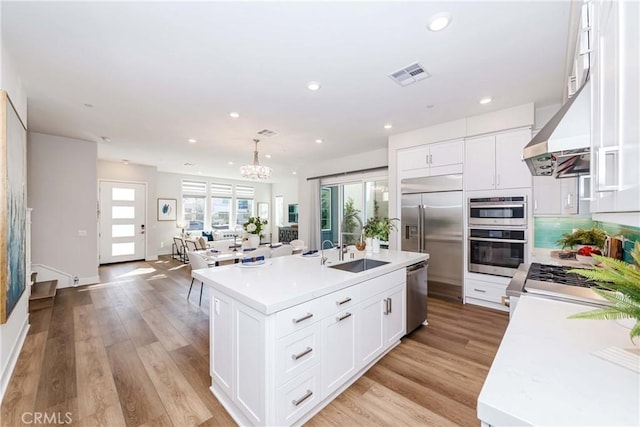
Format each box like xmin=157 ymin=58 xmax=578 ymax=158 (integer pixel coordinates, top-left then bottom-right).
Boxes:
xmin=363 ymin=216 xmax=399 ymax=254
xmin=243 ymin=216 xmax=268 ymax=248
xmin=568 ymin=241 xmax=640 ymax=342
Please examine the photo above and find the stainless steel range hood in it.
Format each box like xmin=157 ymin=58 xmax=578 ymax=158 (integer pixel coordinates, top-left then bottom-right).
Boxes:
xmin=523 ymin=79 xmax=590 ymax=178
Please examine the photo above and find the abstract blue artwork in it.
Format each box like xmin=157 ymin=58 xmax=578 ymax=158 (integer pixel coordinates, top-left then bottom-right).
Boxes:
xmin=2 ymin=91 xmax=27 ymax=323
xmin=157 ymin=198 xmax=176 ymax=221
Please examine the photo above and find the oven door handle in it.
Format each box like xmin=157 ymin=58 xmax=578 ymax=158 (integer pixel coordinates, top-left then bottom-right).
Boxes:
xmin=469 ymin=204 xmax=525 ymax=209
xmin=468 ymin=237 xmax=527 ymax=244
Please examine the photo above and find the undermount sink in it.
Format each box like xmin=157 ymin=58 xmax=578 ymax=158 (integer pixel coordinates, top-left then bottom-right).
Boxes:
xmin=329 ymin=258 xmax=390 ymax=273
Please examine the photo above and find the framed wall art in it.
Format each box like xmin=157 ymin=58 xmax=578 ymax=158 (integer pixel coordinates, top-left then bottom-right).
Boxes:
xmin=1 ymin=91 xmax=27 ymax=323
xmin=157 ymin=198 xmax=177 ymax=221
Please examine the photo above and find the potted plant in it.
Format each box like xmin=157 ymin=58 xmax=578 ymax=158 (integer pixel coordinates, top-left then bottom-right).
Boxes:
xmin=556 ymin=227 xmax=607 ymax=250
xmin=243 ymin=216 xmax=268 ymax=248
xmin=568 ymin=241 xmax=640 ymax=341
xmin=363 ymin=216 xmax=398 ymax=253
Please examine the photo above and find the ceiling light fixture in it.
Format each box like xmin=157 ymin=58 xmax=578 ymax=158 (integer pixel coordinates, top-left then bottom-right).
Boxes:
xmin=427 ymin=12 xmax=452 ymax=32
xmin=188 ymin=138 xmax=197 ymax=144
xmin=315 ymin=139 xmax=323 ymax=144
xmin=292 ymin=171 xmax=297 ymax=175
xmin=122 ymin=160 xmax=129 ymax=165
xmin=384 ymin=124 xmax=393 ymax=129
xmin=228 ymin=161 xmax=233 ymax=165
xmin=229 ymin=112 xmax=240 ymax=118
xmin=479 ymin=97 xmax=493 ymax=105
xmin=240 ymin=139 xmax=272 ymax=180
xmin=265 ymin=154 xmax=272 ymax=158
xmin=307 ymin=81 xmax=321 ymax=91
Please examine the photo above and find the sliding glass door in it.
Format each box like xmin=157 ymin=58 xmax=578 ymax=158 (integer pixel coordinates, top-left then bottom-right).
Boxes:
xmin=319 ymin=176 xmax=388 ymax=248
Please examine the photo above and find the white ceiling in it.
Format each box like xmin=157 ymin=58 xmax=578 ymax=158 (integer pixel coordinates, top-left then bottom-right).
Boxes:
xmin=2 ymin=1 xmax=572 ymax=182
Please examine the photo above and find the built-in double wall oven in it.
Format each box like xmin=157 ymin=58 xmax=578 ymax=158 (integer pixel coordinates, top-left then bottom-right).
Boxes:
xmin=468 ymin=196 xmax=527 ymax=277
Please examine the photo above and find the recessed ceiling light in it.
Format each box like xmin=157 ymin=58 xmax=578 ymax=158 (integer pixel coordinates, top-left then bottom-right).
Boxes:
xmin=315 ymin=139 xmax=323 ymax=144
xmin=122 ymin=159 xmax=129 ymax=165
xmin=228 ymin=161 xmax=233 ymax=165
xmin=292 ymin=171 xmax=297 ymax=175
xmin=188 ymin=138 xmax=197 ymax=144
xmin=229 ymin=112 xmax=240 ymax=118
xmin=383 ymin=124 xmax=393 ymax=130
xmin=479 ymin=97 xmax=493 ymax=105
xmin=427 ymin=12 xmax=452 ymax=32
xmin=265 ymin=154 xmax=272 ymax=158
xmin=307 ymin=81 xmax=321 ymax=91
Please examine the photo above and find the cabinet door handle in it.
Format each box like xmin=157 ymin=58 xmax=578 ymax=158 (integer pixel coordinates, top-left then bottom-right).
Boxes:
xmin=496 ymin=174 xmax=501 ymax=186
xmin=336 ymin=297 xmax=352 ymax=306
xmin=336 ymin=312 xmax=352 ymax=322
xmin=292 ymin=389 xmax=313 ymax=406
xmin=425 ymin=154 xmax=429 ymax=165
xmin=388 ymin=297 xmax=392 ymax=314
xmin=429 ymin=154 xmax=433 ymax=164
xmin=383 ymin=298 xmax=389 ymax=315
xmin=292 ymin=313 xmax=313 ymax=324
xmin=473 ymin=288 xmax=487 ymax=293
xmin=291 ymin=347 xmax=313 ymax=360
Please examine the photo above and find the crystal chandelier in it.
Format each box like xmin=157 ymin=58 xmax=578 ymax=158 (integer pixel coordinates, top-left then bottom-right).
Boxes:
xmin=240 ymin=139 xmax=272 ymax=180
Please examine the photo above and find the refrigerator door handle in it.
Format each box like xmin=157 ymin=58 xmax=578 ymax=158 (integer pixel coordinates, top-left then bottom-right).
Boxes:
xmin=418 ymin=205 xmax=424 ymax=252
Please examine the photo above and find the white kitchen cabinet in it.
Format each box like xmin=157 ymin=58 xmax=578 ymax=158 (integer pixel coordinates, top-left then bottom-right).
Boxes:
xmin=590 ymin=0 xmax=640 ymax=217
xmin=533 ymin=176 xmax=579 ymax=215
xmin=464 ymin=128 xmax=532 ymax=191
xmin=322 ymin=309 xmax=357 ymax=396
xmin=207 ymin=267 xmax=408 ymax=426
xmin=357 ymin=283 xmax=406 ymax=367
xmin=464 ymin=278 xmax=509 ymax=312
xmin=397 ymin=139 xmax=464 ymax=178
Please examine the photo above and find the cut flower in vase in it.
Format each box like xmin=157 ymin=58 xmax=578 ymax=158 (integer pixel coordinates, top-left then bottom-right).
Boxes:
xmin=243 ymin=216 xmax=268 ymax=236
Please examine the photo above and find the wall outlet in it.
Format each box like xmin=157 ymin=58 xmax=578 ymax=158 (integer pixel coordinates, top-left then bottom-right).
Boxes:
xmin=73 ymin=276 xmax=79 ymax=285
xmin=160 ymin=241 xmax=164 ymax=248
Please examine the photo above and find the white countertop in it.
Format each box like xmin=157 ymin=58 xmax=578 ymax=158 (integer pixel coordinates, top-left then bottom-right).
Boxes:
xmin=478 ymin=295 xmax=640 ymax=426
xmin=193 ymin=249 xmax=428 ymax=315
xmin=531 ymin=247 xmax=586 ymax=268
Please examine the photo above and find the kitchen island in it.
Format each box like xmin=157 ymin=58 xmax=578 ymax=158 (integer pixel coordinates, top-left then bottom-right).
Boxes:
xmin=478 ymin=295 xmax=639 ymax=426
xmin=193 ymin=249 xmax=428 ymax=426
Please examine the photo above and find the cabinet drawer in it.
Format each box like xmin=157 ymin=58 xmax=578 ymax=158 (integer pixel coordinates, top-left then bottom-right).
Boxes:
xmin=276 ymin=323 xmax=321 ymax=386
xmin=465 ymin=279 xmax=507 ymax=304
xmin=275 ymin=298 xmax=324 ymax=338
xmin=322 ymin=285 xmax=360 ymax=318
xmin=276 ymin=364 xmax=322 ymax=426
xmin=359 ymin=268 xmax=406 ymax=301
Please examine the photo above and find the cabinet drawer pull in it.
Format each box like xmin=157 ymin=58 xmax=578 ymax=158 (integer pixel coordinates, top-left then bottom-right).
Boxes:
xmin=292 ymin=313 xmax=313 ymax=324
xmin=336 ymin=297 xmax=352 ymax=306
xmin=473 ymin=288 xmax=487 ymax=293
xmin=292 ymin=389 xmax=313 ymax=406
xmin=291 ymin=347 xmax=313 ymax=360
xmin=383 ymin=298 xmax=389 ymax=315
xmin=336 ymin=312 xmax=352 ymax=322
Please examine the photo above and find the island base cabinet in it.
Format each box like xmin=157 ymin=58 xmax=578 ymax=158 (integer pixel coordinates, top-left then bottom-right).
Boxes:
xmin=384 ymin=286 xmax=406 ymax=345
xmin=276 ymin=364 xmax=322 ymax=426
xmin=358 ymin=296 xmax=385 ymax=366
xmin=322 ymin=310 xmax=357 ymax=397
xmin=211 ymin=293 xmax=233 ymax=396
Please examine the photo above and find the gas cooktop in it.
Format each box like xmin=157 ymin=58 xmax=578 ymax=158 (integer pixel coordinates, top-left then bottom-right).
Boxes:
xmin=507 ymin=262 xmax=609 ymax=307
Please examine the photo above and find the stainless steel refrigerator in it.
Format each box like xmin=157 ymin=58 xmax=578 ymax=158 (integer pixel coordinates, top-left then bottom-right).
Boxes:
xmin=401 ymin=175 xmax=463 ymax=301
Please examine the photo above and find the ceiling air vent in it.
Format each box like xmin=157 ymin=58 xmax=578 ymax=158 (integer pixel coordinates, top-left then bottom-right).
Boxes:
xmin=388 ymin=63 xmax=431 ymax=87
xmin=257 ymin=129 xmax=277 ymax=137
xmin=184 ymin=162 xmax=195 ymax=167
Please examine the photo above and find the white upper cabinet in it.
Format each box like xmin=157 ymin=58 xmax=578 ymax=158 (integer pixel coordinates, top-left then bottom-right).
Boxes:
xmin=397 ymin=139 xmax=463 ymax=178
xmin=590 ymin=0 xmax=640 ymax=215
xmin=533 ymin=176 xmax=579 ymax=215
xmin=464 ymin=128 xmax=532 ymax=191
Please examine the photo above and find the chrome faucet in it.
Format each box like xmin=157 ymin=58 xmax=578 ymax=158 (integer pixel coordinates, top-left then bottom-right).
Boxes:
xmin=339 ymin=213 xmax=363 ymax=261
xmin=320 ymin=240 xmax=334 ymax=265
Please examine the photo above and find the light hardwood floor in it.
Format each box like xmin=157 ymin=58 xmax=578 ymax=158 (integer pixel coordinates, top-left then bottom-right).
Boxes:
xmin=1 ymin=256 xmax=508 ymax=426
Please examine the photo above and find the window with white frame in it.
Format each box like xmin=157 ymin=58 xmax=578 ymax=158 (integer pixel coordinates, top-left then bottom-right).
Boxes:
xmin=210 ymin=183 xmax=232 ymax=230
xmin=182 ymin=180 xmax=207 ymax=231
xmin=235 ymin=185 xmax=254 ymax=227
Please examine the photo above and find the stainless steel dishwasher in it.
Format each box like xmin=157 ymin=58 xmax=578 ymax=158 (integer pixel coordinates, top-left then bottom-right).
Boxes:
xmin=406 ymin=261 xmax=428 ymax=334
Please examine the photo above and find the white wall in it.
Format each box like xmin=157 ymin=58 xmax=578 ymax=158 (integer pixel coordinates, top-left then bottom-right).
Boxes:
xmin=297 ymin=147 xmax=388 ymax=246
xmin=272 ymin=177 xmax=299 ymax=240
xmin=0 ymin=18 xmax=30 ymax=402
xmin=28 ymin=133 xmax=99 ymax=284
xmin=155 ymin=172 xmax=273 ymax=254
xmin=97 ymin=160 xmax=158 ymax=261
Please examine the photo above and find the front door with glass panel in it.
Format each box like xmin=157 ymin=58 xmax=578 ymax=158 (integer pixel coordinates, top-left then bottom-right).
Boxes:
xmin=99 ymin=181 xmax=146 ymax=264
